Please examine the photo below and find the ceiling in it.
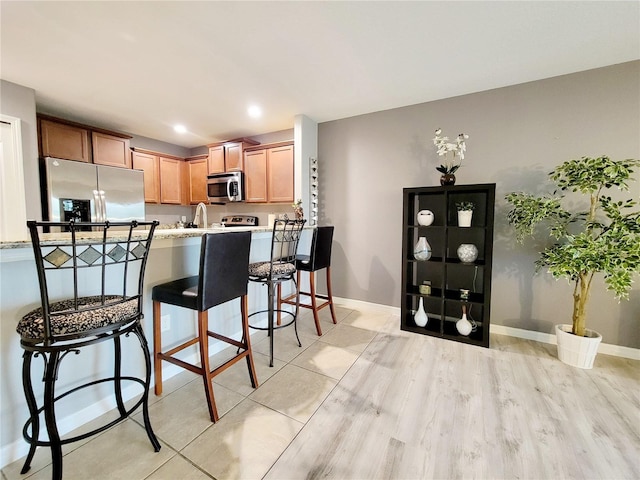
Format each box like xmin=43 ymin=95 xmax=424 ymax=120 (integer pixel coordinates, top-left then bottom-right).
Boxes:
xmin=2 ymin=1 xmax=638 ymax=149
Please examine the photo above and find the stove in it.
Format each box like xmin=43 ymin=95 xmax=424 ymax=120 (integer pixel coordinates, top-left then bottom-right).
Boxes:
xmin=220 ymin=215 xmax=259 ymax=227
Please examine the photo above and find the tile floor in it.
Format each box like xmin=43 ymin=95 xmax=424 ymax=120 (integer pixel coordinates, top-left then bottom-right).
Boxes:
xmin=3 ymin=304 xmax=639 ymax=479
xmin=2 ymin=305 xmax=385 ymax=480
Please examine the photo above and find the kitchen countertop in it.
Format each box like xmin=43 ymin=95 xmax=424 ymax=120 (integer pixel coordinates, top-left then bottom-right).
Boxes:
xmin=0 ymin=225 xmax=310 ymax=250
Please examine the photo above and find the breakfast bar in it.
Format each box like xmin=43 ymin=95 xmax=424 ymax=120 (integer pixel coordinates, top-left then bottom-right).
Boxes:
xmin=0 ymin=226 xmax=311 ymax=462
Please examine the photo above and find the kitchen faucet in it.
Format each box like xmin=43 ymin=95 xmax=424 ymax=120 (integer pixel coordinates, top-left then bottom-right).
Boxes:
xmin=193 ymin=202 xmax=208 ymax=229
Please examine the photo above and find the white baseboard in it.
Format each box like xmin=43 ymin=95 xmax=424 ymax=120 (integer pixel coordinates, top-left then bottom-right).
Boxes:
xmin=334 ymin=297 xmax=640 ymax=360
xmin=490 ymin=324 xmax=640 ymax=360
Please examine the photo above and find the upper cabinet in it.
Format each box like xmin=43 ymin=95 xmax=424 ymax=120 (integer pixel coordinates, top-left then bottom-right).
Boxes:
xmin=39 ymin=118 xmax=91 ymax=163
xmin=131 ymin=148 xmax=185 ymax=205
xmin=185 ymin=155 xmax=209 ymax=204
xmin=92 ymin=132 xmax=131 ymax=168
xmin=207 ymin=145 xmax=225 ymax=174
xmin=207 ymin=138 xmax=260 ymax=174
xmin=38 ymin=115 xmax=132 ymax=168
xmin=244 ymin=142 xmax=294 ymax=203
xmin=158 ymin=157 xmax=183 ymax=205
xmin=131 ymin=151 xmax=160 ymax=203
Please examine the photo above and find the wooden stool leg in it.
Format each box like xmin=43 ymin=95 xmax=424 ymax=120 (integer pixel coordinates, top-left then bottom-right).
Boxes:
xmin=152 ymin=301 xmax=163 ymax=396
xmin=309 ymin=272 xmax=323 ymax=336
xmin=326 ymin=266 xmax=337 ymax=324
xmin=241 ymin=295 xmax=259 ymax=388
xmin=198 ymin=310 xmax=219 ymax=422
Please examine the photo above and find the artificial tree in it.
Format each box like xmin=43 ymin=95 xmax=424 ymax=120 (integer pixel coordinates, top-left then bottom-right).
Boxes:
xmin=506 ymin=156 xmax=640 ymax=337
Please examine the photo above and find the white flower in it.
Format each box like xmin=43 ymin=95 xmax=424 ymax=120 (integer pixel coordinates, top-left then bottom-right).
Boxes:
xmin=433 ymin=128 xmax=469 ymax=173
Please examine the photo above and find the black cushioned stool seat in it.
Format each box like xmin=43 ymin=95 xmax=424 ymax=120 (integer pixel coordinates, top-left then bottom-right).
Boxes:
xmin=279 ymin=226 xmax=337 ymax=336
xmin=17 ymin=220 xmax=161 ymax=480
xmin=152 ymin=231 xmax=257 ymax=422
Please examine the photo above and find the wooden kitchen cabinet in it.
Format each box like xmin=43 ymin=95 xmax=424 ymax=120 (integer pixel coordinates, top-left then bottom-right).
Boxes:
xmin=92 ymin=132 xmax=131 ymax=168
xmin=207 ymin=145 xmax=225 ymax=174
xmin=185 ymin=155 xmax=209 ymax=204
xmin=39 ymin=118 xmax=91 ymax=162
xmin=224 ymin=143 xmax=243 ymax=171
xmin=38 ymin=115 xmax=133 ymax=167
xmin=159 ymin=157 xmax=183 ymax=204
xmin=244 ymin=142 xmax=294 ymax=203
xmin=267 ymin=144 xmax=294 ymax=203
xmin=244 ymin=149 xmax=268 ymax=202
xmin=207 ymin=138 xmax=260 ymax=173
xmin=132 ymin=151 xmax=160 ymax=203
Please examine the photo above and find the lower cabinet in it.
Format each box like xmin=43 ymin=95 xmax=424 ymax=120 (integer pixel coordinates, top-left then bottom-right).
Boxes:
xmin=244 ymin=143 xmax=294 ymax=203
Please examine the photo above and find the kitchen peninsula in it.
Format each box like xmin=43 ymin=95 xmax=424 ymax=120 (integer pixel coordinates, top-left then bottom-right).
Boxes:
xmin=0 ymin=226 xmax=312 ymax=462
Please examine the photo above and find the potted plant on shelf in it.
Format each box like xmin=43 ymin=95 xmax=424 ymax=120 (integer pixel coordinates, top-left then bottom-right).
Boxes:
xmin=456 ymin=201 xmax=475 ymax=227
xmin=506 ymin=156 xmax=640 ymax=368
xmin=433 ymin=128 xmax=469 ymax=186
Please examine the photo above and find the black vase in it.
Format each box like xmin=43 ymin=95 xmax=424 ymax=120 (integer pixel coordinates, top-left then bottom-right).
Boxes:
xmin=440 ymin=173 xmax=456 ymax=186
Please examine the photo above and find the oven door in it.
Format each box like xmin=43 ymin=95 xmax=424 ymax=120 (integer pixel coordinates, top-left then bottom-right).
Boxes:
xmin=207 ymin=173 xmax=244 ymax=202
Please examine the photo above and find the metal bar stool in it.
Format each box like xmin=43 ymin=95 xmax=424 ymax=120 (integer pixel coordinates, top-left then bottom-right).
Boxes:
xmin=278 ymin=226 xmax=337 ymax=336
xmin=248 ymin=219 xmax=305 ymax=367
xmin=152 ymin=231 xmax=257 ymax=422
xmin=17 ymin=220 xmax=161 ymax=480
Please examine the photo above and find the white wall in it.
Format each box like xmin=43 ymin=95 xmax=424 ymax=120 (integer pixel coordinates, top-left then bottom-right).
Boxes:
xmin=318 ymin=61 xmax=640 ymax=348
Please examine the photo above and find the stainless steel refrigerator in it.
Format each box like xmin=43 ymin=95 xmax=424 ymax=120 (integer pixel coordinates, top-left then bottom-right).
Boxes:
xmin=43 ymin=157 xmax=145 ymax=227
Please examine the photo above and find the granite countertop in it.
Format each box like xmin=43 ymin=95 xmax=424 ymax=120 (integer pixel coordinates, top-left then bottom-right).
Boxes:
xmin=0 ymin=225 xmax=277 ymax=249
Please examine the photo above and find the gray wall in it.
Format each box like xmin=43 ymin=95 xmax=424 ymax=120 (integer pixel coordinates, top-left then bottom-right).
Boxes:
xmin=0 ymin=80 xmax=40 ymax=220
xmin=318 ymin=61 xmax=640 ymax=348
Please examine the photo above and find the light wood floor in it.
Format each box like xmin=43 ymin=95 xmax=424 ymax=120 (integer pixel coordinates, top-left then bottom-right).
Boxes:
xmin=3 ymin=305 xmax=639 ymax=480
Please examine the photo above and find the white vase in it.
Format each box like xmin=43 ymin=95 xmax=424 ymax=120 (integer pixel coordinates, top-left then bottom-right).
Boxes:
xmin=413 ymin=236 xmax=431 ymax=261
xmin=417 ymin=210 xmax=434 ymax=226
xmin=555 ymin=324 xmax=602 ymax=369
xmin=456 ymin=312 xmax=472 ymax=336
xmin=458 ymin=210 xmax=473 ymax=227
xmin=414 ymin=297 xmax=428 ymax=327
xmin=457 ymin=243 xmax=478 ymax=263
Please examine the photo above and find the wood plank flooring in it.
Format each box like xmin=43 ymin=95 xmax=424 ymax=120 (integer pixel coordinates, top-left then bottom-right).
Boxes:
xmin=266 ymin=324 xmax=640 ymax=479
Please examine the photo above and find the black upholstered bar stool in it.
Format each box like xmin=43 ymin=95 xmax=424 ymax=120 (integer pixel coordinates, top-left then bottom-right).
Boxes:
xmin=152 ymin=231 xmax=257 ymax=422
xmin=248 ymin=218 xmax=305 ymax=367
xmin=279 ymin=226 xmax=337 ymax=336
xmin=17 ymin=220 xmax=161 ymax=480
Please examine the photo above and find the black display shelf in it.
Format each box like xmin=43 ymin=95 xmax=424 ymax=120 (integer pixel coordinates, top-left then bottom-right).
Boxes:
xmin=401 ymin=183 xmax=495 ymax=348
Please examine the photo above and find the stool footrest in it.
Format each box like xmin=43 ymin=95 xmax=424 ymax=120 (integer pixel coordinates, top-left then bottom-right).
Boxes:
xmin=23 ymin=376 xmax=147 ymax=447
xmin=248 ymin=309 xmax=297 ymax=331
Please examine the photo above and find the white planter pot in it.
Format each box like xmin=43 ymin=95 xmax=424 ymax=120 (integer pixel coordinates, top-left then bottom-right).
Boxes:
xmin=555 ymin=324 xmax=602 ymax=369
xmin=457 ymin=210 xmax=473 ymax=227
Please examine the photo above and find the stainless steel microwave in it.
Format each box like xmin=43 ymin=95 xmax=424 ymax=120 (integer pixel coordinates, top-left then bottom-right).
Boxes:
xmin=207 ymin=171 xmax=244 ymax=203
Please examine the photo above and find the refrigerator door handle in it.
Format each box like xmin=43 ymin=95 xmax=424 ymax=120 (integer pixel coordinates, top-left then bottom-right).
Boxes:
xmin=99 ymin=190 xmax=107 ymax=222
xmin=93 ymin=190 xmax=101 ymax=222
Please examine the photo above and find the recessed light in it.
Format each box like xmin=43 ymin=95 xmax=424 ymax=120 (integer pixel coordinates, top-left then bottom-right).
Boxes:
xmin=247 ymin=105 xmax=262 ymax=118
xmin=174 ymin=124 xmax=187 ymax=134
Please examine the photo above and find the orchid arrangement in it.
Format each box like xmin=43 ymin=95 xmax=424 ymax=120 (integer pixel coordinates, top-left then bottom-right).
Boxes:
xmin=433 ymin=128 xmax=469 ymax=175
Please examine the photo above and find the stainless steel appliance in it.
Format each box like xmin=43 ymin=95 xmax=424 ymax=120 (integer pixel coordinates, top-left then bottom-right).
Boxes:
xmin=221 ymin=215 xmax=258 ymax=227
xmin=207 ymin=172 xmax=244 ymax=203
xmin=42 ymin=157 xmax=145 ymax=229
